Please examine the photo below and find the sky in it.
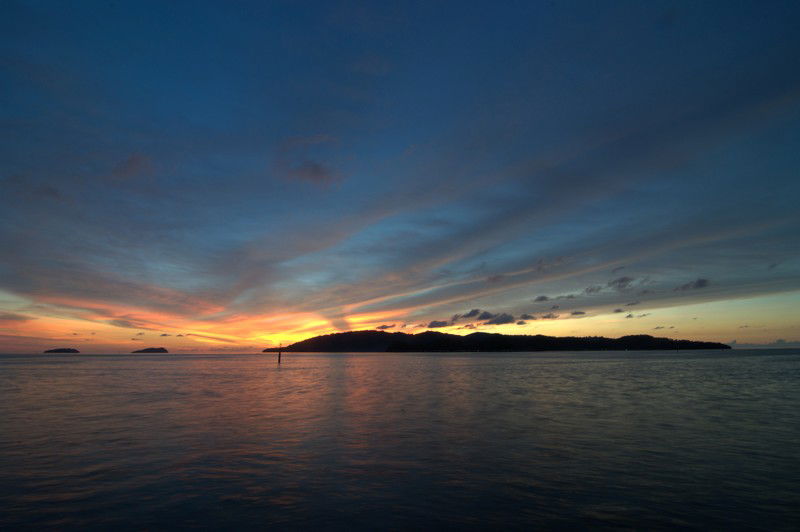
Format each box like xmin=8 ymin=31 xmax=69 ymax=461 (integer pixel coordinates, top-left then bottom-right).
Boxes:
xmin=1 ymin=0 xmax=799 ymax=353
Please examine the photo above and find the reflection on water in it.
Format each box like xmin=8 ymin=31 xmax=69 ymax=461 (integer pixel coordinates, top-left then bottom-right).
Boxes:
xmin=1 ymin=350 xmax=798 ymax=529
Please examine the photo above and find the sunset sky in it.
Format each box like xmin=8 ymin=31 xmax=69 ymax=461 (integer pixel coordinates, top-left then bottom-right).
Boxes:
xmin=1 ymin=0 xmax=799 ymax=353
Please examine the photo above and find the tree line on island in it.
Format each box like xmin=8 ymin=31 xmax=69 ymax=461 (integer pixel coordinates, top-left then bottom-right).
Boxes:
xmin=263 ymin=330 xmax=730 ymax=352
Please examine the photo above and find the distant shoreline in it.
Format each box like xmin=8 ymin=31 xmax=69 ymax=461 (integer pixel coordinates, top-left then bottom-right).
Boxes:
xmin=263 ymin=330 xmax=730 ymax=353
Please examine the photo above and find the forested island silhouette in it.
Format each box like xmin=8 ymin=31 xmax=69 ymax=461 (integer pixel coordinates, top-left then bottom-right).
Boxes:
xmin=263 ymin=331 xmax=730 ymax=353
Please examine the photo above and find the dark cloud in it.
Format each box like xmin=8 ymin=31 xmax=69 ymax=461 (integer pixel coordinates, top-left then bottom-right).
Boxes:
xmin=176 ymin=334 xmax=184 ymax=337
xmin=626 ymin=301 xmax=640 ymax=306
xmin=427 ymin=320 xmax=449 ymax=328
xmin=0 ymin=312 xmax=33 ymax=321
xmin=637 ymin=313 xmax=650 ymax=318
xmin=613 ymin=308 xmax=624 ymax=313
xmin=160 ymin=333 xmax=171 ymax=336
xmin=486 ymin=313 xmax=515 ymax=325
xmin=519 ymin=313 xmax=534 ymax=320
xmin=534 ymin=295 xmax=549 ymax=302
xmin=674 ymin=278 xmax=710 ymax=291
xmin=516 ymin=320 xmax=526 ymax=325
xmin=274 ymin=135 xmax=343 ymax=185
xmin=612 ymin=266 xmax=625 ymax=274
xmin=654 ymin=326 xmax=665 ymax=330
xmin=478 ymin=311 xmax=496 ymax=320
xmin=625 ymin=314 xmax=634 ymax=318
xmin=110 ymin=153 xmax=152 ymax=180
xmin=571 ymin=310 xmax=585 ymax=315
xmin=376 ymin=324 xmax=395 ymax=329
xmin=107 ymin=319 xmax=137 ymax=329
xmin=584 ymin=285 xmax=602 ymax=294
xmin=286 ymin=161 xmax=340 ymax=184
xmin=542 ymin=313 xmax=559 ymax=319
xmin=608 ymin=276 xmax=635 ymax=291
xmin=463 ymin=309 xmax=481 ymax=318
xmin=550 ymin=305 xmax=559 ymax=310
xmin=135 ymin=332 xmax=145 ymax=336
xmin=556 ymin=294 xmax=576 ymax=300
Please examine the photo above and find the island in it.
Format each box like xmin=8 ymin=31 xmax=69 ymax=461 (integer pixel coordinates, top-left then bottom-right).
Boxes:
xmin=43 ymin=348 xmax=80 ymax=353
xmin=263 ymin=330 xmax=730 ymax=353
xmin=132 ymin=347 xmax=169 ymax=353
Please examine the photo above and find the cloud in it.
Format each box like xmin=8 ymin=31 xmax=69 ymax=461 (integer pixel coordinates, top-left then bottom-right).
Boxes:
xmin=110 ymin=153 xmax=152 ymax=180
xmin=608 ymin=276 xmax=635 ymax=291
xmin=107 ymin=319 xmax=138 ymax=329
xmin=626 ymin=301 xmax=640 ymax=306
xmin=485 ymin=313 xmax=515 ymax=325
xmin=625 ymin=314 xmax=634 ymax=318
xmin=274 ymin=135 xmax=343 ymax=185
xmin=556 ymin=294 xmax=576 ymax=300
xmin=571 ymin=310 xmax=585 ymax=315
xmin=376 ymin=324 xmax=395 ymax=329
xmin=654 ymin=326 xmax=665 ymax=330
xmin=427 ymin=320 xmax=449 ymax=328
xmin=135 ymin=332 xmax=145 ymax=336
xmin=541 ymin=313 xmax=559 ymax=319
xmin=285 ymin=161 xmax=340 ymax=184
xmin=613 ymin=308 xmax=624 ymax=313
xmin=160 ymin=333 xmax=171 ymax=336
xmin=550 ymin=305 xmax=559 ymax=310
xmin=674 ymin=278 xmax=710 ymax=291
xmin=584 ymin=285 xmax=602 ymax=294
xmin=0 ymin=312 xmax=33 ymax=321
xmin=519 ymin=313 xmax=534 ymax=320
xmin=186 ymin=333 xmax=238 ymax=344
xmin=176 ymin=334 xmax=184 ymax=337
xmin=516 ymin=320 xmax=526 ymax=325
xmin=478 ymin=311 xmax=496 ymax=320
xmin=463 ymin=309 xmax=481 ymax=318
xmin=534 ymin=295 xmax=549 ymax=302
xmin=612 ymin=266 xmax=625 ymax=274
xmin=486 ymin=274 xmax=505 ymax=283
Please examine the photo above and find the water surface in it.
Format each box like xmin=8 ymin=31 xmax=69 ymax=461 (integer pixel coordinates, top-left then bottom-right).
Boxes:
xmin=1 ymin=350 xmax=798 ymax=529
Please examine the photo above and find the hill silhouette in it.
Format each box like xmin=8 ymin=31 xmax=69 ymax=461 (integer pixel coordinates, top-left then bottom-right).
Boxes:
xmin=263 ymin=330 xmax=730 ymax=353
xmin=132 ymin=347 xmax=169 ymax=353
xmin=44 ymin=348 xmax=80 ymax=353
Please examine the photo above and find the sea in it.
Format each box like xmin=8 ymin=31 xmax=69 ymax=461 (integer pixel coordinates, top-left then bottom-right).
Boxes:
xmin=0 ymin=349 xmax=798 ymax=530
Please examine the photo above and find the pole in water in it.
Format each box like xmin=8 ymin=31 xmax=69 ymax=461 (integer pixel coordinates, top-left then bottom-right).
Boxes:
xmin=278 ymin=343 xmax=282 ymax=364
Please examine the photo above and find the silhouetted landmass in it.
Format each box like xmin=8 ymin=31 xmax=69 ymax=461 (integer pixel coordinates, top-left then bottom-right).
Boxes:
xmin=132 ymin=347 xmax=169 ymax=353
xmin=44 ymin=348 xmax=80 ymax=353
xmin=263 ymin=330 xmax=730 ymax=353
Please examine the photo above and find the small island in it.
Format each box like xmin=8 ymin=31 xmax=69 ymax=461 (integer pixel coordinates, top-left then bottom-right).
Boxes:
xmin=43 ymin=348 xmax=80 ymax=353
xmin=132 ymin=347 xmax=169 ymax=353
xmin=264 ymin=330 xmax=730 ymax=353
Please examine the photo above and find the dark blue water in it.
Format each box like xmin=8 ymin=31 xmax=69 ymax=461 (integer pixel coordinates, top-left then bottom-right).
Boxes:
xmin=1 ymin=350 xmax=798 ymax=530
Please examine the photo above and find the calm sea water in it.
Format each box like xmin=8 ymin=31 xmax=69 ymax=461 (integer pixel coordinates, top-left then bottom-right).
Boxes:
xmin=1 ymin=349 xmax=798 ymax=530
